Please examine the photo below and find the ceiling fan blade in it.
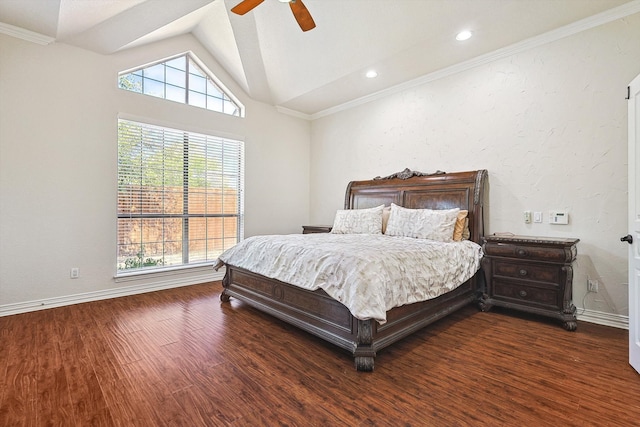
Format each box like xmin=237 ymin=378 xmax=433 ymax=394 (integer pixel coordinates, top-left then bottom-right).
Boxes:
xmin=231 ymin=0 xmax=264 ymax=15
xmin=290 ymin=0 xmax=316 ymax=32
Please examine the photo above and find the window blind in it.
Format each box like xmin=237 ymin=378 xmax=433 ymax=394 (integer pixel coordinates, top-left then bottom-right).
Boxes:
xmin=117 ymin=119 xmax=243 ymax=273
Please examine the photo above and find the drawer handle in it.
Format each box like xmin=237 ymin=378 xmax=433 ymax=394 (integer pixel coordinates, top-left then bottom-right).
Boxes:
xmin=519 ymin=290 xmax=528 ymax=298
xmin=517 ymin=249 xmax=528 ymax=256
xmin=519 ymin=269 xmax=528 ymax=276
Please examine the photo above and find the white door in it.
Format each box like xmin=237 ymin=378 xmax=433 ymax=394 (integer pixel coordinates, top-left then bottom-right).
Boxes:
xmin=628 ymin=72 xmax=640 ymax=375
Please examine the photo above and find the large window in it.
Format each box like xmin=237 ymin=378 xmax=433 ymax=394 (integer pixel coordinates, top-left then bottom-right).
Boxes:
xmin=118 ymin=53 xmax=244 ymax=117
xmin=117 ymin=119 xmax=243 ymax=274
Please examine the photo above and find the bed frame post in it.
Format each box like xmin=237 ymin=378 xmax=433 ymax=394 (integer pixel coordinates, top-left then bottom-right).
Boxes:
xmin=354 ymin=319 xmax=375 ymax=371
xmin=220 ymin=270 xmax=231 ymax=302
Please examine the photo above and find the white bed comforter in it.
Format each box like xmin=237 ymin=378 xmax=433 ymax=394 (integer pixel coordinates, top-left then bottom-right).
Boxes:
xmin=217 ymin=234 xmax=483 ymax=324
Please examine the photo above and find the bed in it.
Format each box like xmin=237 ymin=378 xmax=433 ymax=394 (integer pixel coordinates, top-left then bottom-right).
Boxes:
xmin=216 ymin=169 xmax=488 ymax=371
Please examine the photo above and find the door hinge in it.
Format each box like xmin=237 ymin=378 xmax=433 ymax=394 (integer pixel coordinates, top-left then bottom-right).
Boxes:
xmin=627 ymin=86 xmax=631 ymax=100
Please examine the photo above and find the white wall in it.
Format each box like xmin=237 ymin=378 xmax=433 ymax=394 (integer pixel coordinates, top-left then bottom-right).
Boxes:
xmin=0 ymin=33 xmax=310 ymax=310
xmin=310 ymin=14 xmax=640 ymax=318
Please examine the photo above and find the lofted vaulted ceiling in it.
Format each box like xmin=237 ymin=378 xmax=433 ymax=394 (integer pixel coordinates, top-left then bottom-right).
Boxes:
xmin=1 ymin=0 xmax=639 ymax=117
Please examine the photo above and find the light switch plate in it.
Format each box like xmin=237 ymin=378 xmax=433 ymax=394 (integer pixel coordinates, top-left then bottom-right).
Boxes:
xmin=533 ymin=211 xmax=543 ymax=223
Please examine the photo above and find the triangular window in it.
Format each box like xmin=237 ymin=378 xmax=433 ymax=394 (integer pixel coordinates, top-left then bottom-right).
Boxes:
xmin=118 ymin=53 xmax=244 ymax=117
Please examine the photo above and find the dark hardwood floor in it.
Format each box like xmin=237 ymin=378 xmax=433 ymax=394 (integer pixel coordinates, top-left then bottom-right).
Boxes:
xmin=1 ymin=282 xmax=639 ymax=426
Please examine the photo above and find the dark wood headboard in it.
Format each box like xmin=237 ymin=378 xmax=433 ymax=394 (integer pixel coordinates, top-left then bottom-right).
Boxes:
xmin=344 ymin=170 xmax=488 ymax=244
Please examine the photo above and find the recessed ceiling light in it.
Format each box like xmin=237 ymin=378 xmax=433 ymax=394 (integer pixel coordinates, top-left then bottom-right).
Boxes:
xmin=366 ymin=70 xmax=378 ymax=78
xmin=456 ymin=30 xmax=472 ymax=41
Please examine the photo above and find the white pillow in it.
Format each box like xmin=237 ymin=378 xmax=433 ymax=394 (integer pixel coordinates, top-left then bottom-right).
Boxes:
xmin=330 ymin=205 xmax=384 ymax=235
xmin=384 ymin=203 xmax=460 ymax=241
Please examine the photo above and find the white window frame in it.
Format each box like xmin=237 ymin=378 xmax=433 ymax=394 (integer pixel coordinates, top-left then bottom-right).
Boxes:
xmin=116 ymin=118 xmax=244 ymax=276
xmin=118 ymin=52 xmax=245 ymax=118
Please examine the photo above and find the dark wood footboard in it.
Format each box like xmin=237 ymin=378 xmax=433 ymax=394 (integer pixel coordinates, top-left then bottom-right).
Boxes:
xmin=221 ymin=265 xmax=480 ymax=371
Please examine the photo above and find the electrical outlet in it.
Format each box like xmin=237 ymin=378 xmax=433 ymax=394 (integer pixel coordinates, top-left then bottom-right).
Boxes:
xmin=524 ymin=211 xmax=532 ymax=224
xmin=70 ymin=267 xmax=79 ymax=279
xmin=588 ymin=279 xmax=598 ymax=293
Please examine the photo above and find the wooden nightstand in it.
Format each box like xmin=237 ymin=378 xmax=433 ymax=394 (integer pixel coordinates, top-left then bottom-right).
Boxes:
xmin=302 ymin=225 xmax=332 ymax=234
xmin=480 ymin=235 xmax=580 ymax=331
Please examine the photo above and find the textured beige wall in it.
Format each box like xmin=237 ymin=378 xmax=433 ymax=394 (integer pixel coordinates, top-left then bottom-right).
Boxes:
xmin=310 ymin=14 xmax=640 ymax=317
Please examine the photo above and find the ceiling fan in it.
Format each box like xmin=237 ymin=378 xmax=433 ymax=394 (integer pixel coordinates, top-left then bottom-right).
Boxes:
xmin=231 ymin=0 xmax=316 ymax=32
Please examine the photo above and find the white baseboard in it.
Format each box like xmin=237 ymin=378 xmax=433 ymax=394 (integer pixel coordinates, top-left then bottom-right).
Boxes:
xmin=577 ymin=308 xmax=629 ymax=330
xmin=0 ymin=270 xmax=225 ymax=317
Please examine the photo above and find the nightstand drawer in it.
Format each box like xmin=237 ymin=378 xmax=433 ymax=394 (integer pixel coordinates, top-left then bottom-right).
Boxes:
xmin=484 ymin=242 xmax=571 ymax=262
xmin=493 ymin=279 xmax=560 ymax=309
xmin=493 ymin=260 xmax=560 ymax=283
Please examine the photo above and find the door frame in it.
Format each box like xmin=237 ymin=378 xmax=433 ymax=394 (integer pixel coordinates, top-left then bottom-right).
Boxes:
xmin=627 ymin=72 xmax=640 ymax=375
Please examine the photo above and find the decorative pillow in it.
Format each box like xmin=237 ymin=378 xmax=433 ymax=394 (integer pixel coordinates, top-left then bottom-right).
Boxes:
xmin=330 ymin=205 xmax=384 ymax=235
xmin=382 ymin=206 xmax=391 ymax=234
xmin=453 ymin=210 xmax=469 ymax=241
xmin=384 ymin=203 xmax=460 ymax=241
xmin=462 ymin=218 xmax=470 ymax=240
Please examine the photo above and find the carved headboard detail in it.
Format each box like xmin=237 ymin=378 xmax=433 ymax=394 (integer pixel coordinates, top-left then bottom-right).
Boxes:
xmin=373 ymin=168 xmax=446 ymax=180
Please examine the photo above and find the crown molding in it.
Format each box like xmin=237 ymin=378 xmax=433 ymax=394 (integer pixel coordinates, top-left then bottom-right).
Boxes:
xmin=309 ymin=0 xmax=640 ymax=120
xmin=0 ymin=22 xmax=55 ymax=45
xmin=275 ymin=105 xmax=312 ymax=120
